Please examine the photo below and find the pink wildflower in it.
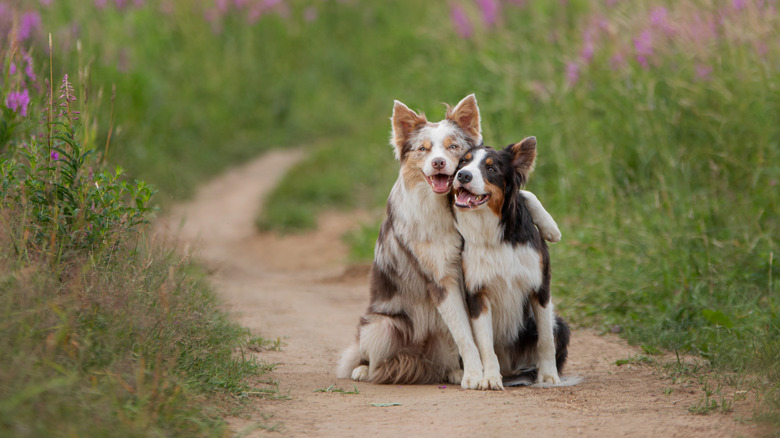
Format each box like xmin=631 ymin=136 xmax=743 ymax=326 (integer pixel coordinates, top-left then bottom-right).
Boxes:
xmin=19 ymin=11 xmax=41 ymax=41
xmin=215 ymin=0 xmax=229 ymax=13
xmin=50 ymin=150 xmax=59 ymax=161
xmin=451 ymin=4 xmax=473 ymax=39
xmin=475 ymin=0 xmax=500 ymax=27
xmin=566 ymin=62 xmax=580 ymax=85
xmin=610 ymin=52 xmax=626 ymax=71
xmin=633 ymin=30 xmax=652 ymax=69
xmin=579 ymin=30 xmax=595 ymax=64
xmin=695 ymin=64 xmax=713 ymax=80
xmin=303 ymin=6 xmax=317 ymax=22
xmin=23 ymin=51 xmax=35 ymax=82
xmin=5 ymin=89 xmax=31 ymax=117
xmin=9 ymin=62 xmax=16 ymax=76
xmin=732 ymin=0 xmax=748 ymax=10
xmin=95 ymin=0 xmax=107 ymax=9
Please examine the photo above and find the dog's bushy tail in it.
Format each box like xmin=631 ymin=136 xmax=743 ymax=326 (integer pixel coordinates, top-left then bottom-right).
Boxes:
xmin=371 ymin=353 xmax=445 ymax=385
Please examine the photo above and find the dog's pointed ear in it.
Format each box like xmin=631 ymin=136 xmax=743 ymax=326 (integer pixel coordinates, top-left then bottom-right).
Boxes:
xmin=391 ymin=100 xmax=427 ymax=160
xmin=446 ymin=94 xmax=482 ymax=145
xmin=508 ymin=136 xmax=536 ymax=179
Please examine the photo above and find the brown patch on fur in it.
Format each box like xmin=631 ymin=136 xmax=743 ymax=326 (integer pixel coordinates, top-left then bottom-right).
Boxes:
xmin=371 ymin=337 xmax=448 ymax=384
xmin=427 ymin=281 xmax=447 ymax=305
xmin=509 ymin=137 xmax=537 ymax=180
xmin=369 ymin=262 xmax=399 ymax=303
xmin=445 ymin=94 xmax=481 ymax=142
xmin=401 ymin=159 xmax=427 ymax=191
xmin=485 ymin=157 xmax=493 ymax=166
xmin=466 ymin=288 xmax=488 ymax=319
xmin=464 ymin=152 xmax=472 ymax=161
xmin=484 ymin=180 xmax=505 ymax=217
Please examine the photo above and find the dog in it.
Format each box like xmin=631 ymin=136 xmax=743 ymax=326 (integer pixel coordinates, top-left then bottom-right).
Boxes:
xmin=336 ymin=95 xmax=563 ymax=389
xmin=452 ymin=137 xmax=570 ymax=390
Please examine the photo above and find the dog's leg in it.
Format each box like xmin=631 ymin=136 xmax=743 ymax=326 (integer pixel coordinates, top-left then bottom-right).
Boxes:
xmin=468 ymin=292 xmax=503 ymax=390
xmin=430 ymin=278 xmax=483 ymax=390
xmin=530 ymin=297 xmax=561 ymax=384
xmin=520 ymin=190 xmax=561 ymax=243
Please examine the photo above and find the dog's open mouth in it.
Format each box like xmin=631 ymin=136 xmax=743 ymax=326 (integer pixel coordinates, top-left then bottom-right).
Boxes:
xmin=454 ymin=188 xmax=490 ymax=208
xmin=425 ymin=173 xmax=455 ymax=194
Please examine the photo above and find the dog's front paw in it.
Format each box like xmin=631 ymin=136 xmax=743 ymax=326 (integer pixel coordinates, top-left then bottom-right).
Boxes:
xmin=479 ymin=373 xmax=504 ymax=391
xmin=461 ymin=369 xmax=482 ymax=390
xmin=447 ymin=369 xmax=464 ymax=385
xmin=351 ymin=365 xmax=369 ymax=382
xmin=536 ymin=366 xmax=560 ymax=385
xmin=540 ymin=223 xmax=561 ymax=243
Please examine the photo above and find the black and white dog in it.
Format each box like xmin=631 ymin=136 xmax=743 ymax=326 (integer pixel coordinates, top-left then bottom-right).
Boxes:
xmin=452 ymin=138 xmax=570 ymax=390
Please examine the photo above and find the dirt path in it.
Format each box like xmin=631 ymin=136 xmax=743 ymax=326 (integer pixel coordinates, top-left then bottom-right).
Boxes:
xmin=156 ymin=150 xmax=757 ymax=437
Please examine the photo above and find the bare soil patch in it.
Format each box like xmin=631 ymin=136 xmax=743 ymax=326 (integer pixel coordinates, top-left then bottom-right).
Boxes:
xmin=156 ymin=150 xmax=758 ymax=437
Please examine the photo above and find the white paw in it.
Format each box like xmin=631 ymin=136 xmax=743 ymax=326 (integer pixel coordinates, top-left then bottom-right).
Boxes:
xmin=540 ymin=223 xmax=561 ymax=243
xmin=461 ymin=369 xmax=482 ymax=390
xmin=478 ymin=373 xmax=504 ymax=391
xmin=447 ymin=369 xmax=464 ymax=385
xmin=536 ymin=368 xmax=561 ymax=385
xmin=351 ymin=365 xmax=369 ymax=382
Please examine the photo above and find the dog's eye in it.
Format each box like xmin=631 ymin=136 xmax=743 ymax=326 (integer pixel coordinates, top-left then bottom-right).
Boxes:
xmin=419 ymin=147 xmax=427 ymax=152
xmin=487 ymin=166 xmax=496 ymax=172
xmin=449 ymin=144 xmax=458 ymax=150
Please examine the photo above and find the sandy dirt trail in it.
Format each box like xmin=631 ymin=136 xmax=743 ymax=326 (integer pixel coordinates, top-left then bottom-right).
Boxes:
xmin=156 ymin=149 xmax=757 ymax=438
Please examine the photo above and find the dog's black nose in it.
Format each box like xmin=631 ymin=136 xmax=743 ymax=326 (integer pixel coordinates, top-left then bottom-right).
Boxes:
xmin=431 ymin=157 xmax=446 ymax=170
xmin=457 ymin=170 xmax=472 ymax=183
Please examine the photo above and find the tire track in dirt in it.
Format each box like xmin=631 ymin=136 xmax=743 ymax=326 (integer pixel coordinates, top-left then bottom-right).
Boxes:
xmin=156 ymin=149 xmax=757 ymax=437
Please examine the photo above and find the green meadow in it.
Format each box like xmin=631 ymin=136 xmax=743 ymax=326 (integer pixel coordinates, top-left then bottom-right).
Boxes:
xmin=1 ymin=0 xmax=778 ymax=435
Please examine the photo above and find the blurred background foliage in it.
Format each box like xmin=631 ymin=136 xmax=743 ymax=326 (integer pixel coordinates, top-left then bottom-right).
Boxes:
xmin=1 ymin=0 xmax=779 ymax=433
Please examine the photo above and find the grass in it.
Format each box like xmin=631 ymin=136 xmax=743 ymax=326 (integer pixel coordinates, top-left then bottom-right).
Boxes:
xmin=2 ymin=0 xmax=778 ymax=434
xmin=0 ymin=235 xmax=279 ymax=437
xmin=1 ymin=32 xmax=279 ymax=435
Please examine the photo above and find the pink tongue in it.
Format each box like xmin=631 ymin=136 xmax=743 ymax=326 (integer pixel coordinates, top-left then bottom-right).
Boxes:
xmin=430 ymin=175 xmax=450 ymax=192
xmin=456 ymin=190 xmax=475 ymax=205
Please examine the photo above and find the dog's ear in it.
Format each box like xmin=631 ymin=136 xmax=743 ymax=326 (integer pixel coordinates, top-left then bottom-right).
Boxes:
xmin=391 ymin=100 xmax=427 ymax=160
xmin=507 ymin=137 xmax=536 ymax=181
xmin=446 ymin=94 xmax=482 ymax=145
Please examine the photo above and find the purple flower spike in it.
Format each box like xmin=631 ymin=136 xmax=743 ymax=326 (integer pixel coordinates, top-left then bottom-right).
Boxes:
xmin=566 ymin=62 xmax=580 ymax=85
xmin=633 ymin=30 xmax=653 ymax=69
xmin=5 ymin=89 xmax=31 ymax=117
xmin=51 ymin=150 xmax=60 ymax=161
xmin=451 ymin=4 xmax=473 ymax=39
xmin=475 ymin=0 xmax=500 ymax=27
xmin=18 ymin=11 xmax=41 ymax=41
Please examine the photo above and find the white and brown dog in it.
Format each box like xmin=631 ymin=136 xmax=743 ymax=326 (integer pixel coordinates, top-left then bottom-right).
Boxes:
xmin=337 ymin=95 xmax=562 ymax=389
xmin=453 ymin=138 xmax=570 ymax=390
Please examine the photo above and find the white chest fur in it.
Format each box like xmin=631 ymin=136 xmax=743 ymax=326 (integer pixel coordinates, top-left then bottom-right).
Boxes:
xmin=456 ymin=209 xmax=543 ymax=343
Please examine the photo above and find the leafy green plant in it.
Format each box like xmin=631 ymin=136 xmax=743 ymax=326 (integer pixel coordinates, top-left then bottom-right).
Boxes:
xmin=1 ymin=75 xmax=154 ymax=261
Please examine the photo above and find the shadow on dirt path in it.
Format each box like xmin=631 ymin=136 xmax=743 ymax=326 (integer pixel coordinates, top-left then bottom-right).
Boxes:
xmin=156 ymin=149 xmax=757 ymax=438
